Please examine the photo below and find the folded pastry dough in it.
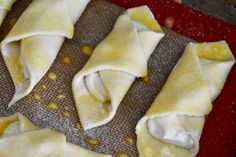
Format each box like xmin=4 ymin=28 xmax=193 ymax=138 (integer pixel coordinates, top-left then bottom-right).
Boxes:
xmin=0 ymin=0 xmax=17 ymax=26
xmin=72 ymin=6 xmax=165 ymax=130
xmin=0 ymin=113 xmax=111 ymax=157
xmin=136 ymin=41 xmax=235 ymax=157
xmin=1 ymin=0 xmax=90 ymax=106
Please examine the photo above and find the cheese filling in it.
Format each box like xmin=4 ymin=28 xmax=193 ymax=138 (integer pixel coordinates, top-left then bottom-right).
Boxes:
xmin=147 ymin=115 xmax=197 ymax=149
xmin=84 ymin=72 xmax=109 ymax=103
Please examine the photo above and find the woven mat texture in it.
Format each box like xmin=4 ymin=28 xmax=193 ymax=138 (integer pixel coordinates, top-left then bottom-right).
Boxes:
xmin=0 ymin=0 xmax=195 ymax=156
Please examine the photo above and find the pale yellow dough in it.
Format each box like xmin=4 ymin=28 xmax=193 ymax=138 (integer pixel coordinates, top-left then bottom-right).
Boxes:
xmin=0 ymin=0 xmax=17 ymax=26
xmin=72 ymin=6 xmax=165 ymax=130
xmin=136 ymin=41 xmax=235 ymax=157
xmin=0 ymin=113 xmax=111 ymax=157
xmin=1 ymin=0 xmax=90 ymax=106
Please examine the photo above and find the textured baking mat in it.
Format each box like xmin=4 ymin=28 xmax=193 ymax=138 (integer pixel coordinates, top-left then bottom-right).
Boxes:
xmin=0 ymin=0 xmax=195 ymax=156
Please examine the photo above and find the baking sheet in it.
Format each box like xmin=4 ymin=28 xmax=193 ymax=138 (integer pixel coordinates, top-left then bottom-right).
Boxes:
xmin=0 ymin=0 xmax=195 ymax=156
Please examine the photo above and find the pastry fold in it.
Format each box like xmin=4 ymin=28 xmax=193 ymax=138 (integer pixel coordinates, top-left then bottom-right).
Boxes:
xmin=136 ymin=41 xmax=235 ymax=157
xmin=1 ymin=0 xmax=90 ymax=106
xmin=0 ymin=0 xmax=17 ymax=26
xmin=72 ymin=6 xmax=165 ymax=130
xmin=0 ymin=113 xmax=111 ymax=157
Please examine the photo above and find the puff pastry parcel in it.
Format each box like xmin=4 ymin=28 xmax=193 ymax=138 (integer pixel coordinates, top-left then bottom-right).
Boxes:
xmin=0 ymin=0 xmax=17 ymax=26
xmin=72 ymin=6 xmax=165 ymax=130
xmin=0 ymin=113 xmax=111 ymax=157
xmin=136 ymin=41 xmax=235 ymax=157
xmin=1 ymin=0 xmax=90 ymax=106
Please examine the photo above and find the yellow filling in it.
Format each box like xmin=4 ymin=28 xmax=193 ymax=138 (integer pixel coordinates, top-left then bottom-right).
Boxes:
xmin=33 ymin=93 xmax=41 ymax=101
xmin=142 ymin=76 xmax=150 ymax=84
xmin=57 ymin=94 xmax=66 ymax=99
xmin=114 ymin=152 xmax=130 ymax=157
xmin=80 ymin=45 xmax=94 ymax=56
xmin=85 ymin=138 xmax=100 ymax=147
xmin=47 ymin=102 xmax=59 ymax=110
xmin=75 ymin=122 xmax=81 ymax=129
xmin=62 ymin=56 xmax=71 ymax=64
xmin=128 ymin=7 xmax=162 ymax=32
xmin=41 ymin=85 xmax=47 ymax=89
xmin=48 ymin=72 xmax=57 ymax=81
xmin=196 ymin=42 xmax=232 ymax=61
xmin=63 ymin=111 xmax=70 ymax=118
xmin=125 ymin=136 xmax=134 ymax=145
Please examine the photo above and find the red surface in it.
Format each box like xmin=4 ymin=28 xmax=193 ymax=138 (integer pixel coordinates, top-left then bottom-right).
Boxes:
xmin=109 ymin=0 xmax=236 ymax=157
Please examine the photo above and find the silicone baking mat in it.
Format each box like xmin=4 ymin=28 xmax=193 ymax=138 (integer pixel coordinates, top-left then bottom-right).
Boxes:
xmin=0 ymin=0 xmax=235 ymax=157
